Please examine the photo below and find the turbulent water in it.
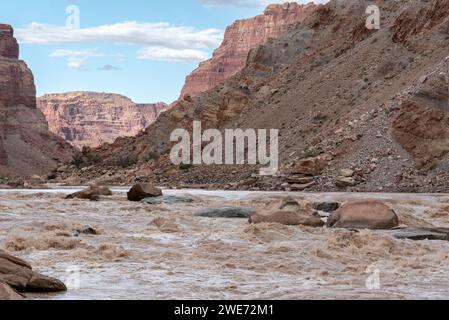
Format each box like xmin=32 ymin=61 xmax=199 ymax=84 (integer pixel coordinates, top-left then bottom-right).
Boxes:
xmin=1 ymin=187 xmax=449 ymax=300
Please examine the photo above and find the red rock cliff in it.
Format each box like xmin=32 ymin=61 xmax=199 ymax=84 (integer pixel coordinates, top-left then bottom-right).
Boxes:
xmin=180 ymin=2 xmax=317 ymax=98
xmin=0 ymin=24 xmax=19 ymax=59
xmin=37 ymin=92 xmax=169 ymax=149
xmin=0 ymin=24 xmax=74 ymax=177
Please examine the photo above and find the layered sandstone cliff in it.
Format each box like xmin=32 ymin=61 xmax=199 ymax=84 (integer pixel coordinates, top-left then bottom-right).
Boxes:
xmin=71 ymin=0 xmax=449 ymax=193
xmin=180 ymin=2 xmax=317 ymax=97
xmin=37 ymin=92 xmax=168 ymax=149
xmin=0 ymin=24 xmax=73 ymax=177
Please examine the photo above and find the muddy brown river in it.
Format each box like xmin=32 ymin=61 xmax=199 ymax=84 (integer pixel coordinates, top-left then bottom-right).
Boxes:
xmin=1 ymin=187 xmax=449 ymax=300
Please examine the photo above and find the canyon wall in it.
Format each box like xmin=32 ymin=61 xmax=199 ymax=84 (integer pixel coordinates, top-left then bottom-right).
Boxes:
xmin=180 ymin=2 xmax=317 ymax=98
xmin=0 ymin=24 xmax=74 ymax=177
xmin=72 ymin=0 xmax=449 ymax=193
xmin=37 ymin=92 xmax=169 ymax=149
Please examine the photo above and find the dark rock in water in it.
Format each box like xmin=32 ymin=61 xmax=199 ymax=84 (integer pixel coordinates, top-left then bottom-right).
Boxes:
xmin=127 ymin=183 xmax=162 ymax=201
xmin=66 ymin=186 xmax=112 ymax=201
xmin=313 ymin=202 xmax=340 ymax=213
xmin=0 ymin=252 xmax=67 ymax=293
xmin=72 ymin=225 xmax=97 ymax=237
xmin=0 ymin=283 xmax=24 ymax=300
xmin=26 ymin=272 xmax=67 ymax=292
xmin=385 ymin=228 xmax=449 ymax=241
xmin=196 ymin=207 xmax=255 ymax=218
xmin=142 ymin=195 xmax=194 ymax=205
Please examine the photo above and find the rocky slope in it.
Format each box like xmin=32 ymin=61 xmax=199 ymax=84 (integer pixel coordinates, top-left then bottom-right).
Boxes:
xmin=59 ymin=0 xmax=449 ymax=193
xmin=0 ymin=24 xmax=74 ymax=178
xmin=37 ymin=92 xmax=168 ymax=149
xmin=180 ymin=2 xmax=317 ymax=98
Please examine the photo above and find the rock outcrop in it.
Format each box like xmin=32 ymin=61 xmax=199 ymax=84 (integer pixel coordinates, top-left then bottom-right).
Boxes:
xmin=0 ymin=23 xmax=74 ymax=178
xmin=127 ymin=183 xmax=162 ymax=201
xmin=37 ymin=92 xmax=168 ymax=149
xmin=0 ymin=252 xmax=67 ymax=299
xmin=180 ymin=2 xmax=317 ymax=97
xmin=0 ymin=24 xmax=18 ymax=59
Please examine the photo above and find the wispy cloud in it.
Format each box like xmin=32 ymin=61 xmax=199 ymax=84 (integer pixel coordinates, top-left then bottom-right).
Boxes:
xmin=16 ymin=21 xmax=222 ymax=48
xmin=16 ymin=21 xmax=223 ymax=63
xmin=98 ymin=64 xmax=121 ymax=71
xmin=137 ymin=47 xmax=209 ymax=63
xmin=49 ymin=48 xmax=102 ymax=69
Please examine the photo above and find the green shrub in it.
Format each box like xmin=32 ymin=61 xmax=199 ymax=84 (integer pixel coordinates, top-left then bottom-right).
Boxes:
xmin=86 ymin=152 xmax=102 ymax=164
xmin=116 ymin=155 xmax=139 ymax=168
xmin=71 ymin=152 xmax=86 ymax=168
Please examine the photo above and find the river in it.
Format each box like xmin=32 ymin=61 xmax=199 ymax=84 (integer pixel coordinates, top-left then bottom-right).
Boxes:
xmin=1 ymin=187 xmax=449 ymax=300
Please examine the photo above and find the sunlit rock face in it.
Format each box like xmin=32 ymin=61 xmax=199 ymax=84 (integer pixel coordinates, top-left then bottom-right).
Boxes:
xmin=38 ymin=92 xmax=169 ymax=149
xmin=180 ymin=2 xmax=317 ymax=98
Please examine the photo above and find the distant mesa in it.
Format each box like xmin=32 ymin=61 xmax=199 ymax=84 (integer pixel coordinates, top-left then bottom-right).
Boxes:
xmin=37 ymin=92 xmax=169 ymax=149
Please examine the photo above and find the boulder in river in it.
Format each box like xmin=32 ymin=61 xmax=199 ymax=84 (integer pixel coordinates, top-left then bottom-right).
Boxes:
xmin=0 ymin=252 xmax=67 ymax=294
xmin=127 ymin=183 xmax=162 ymax=202
xmin=66 ymin=186 xmax=112 ymax=201
xmin=249 ymin=210 xmax=324 ymax=227
xmin=196 ymin=207 xmax=255 ymax=218
xmin=142 ymin=195 xmax=194 ymax=205
xmin=313 ymin=202 xmax=340 ymax=213
xmin=72 ymin=225 xmax=97 ymax=237
xmin=385 ymin=228 xmax=449 ymax=241
xmin=327 ymin=200 xmax=399 ymax=230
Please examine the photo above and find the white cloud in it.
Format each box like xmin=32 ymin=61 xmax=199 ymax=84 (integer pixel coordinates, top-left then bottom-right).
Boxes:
xmin=49 ymin=48 xmax=102 ymax=69
xmin=16 ymin=21 xmax=223 ymax=64
xmin=137 ymin=47 xmax=209 ymax=63
xmin=16 ymin=21 xmax=222 ymax=48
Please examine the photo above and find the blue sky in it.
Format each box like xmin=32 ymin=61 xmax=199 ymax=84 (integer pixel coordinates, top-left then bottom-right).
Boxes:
xmin=0 ymin=0 xmax=321 ymax=103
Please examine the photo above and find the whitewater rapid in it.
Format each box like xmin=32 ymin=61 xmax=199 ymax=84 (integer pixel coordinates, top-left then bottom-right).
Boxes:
xmin=1 ymin=187 xmax=449 ymax=300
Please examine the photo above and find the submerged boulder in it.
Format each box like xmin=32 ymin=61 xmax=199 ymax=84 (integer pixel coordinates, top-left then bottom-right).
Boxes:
xmin=249 ymin=210 xmax=324 ymax=227
xmin=248 ymin=196 xmax=324 ymax=227
xmin=313 ymin=202 xmax=340 ymax=213
xmin=327 ymin=200 xmax=399 ymax=230
xmin=127 ymin=184 xmax=162 ymax=201
xmin=143 ymin=195 xmax=194 ymax=205
xmin=385 ymin=228 xmax=449 ymax=241
xmin=196 ymin=207 xmax=255 ymax=218
xmin=66 ymin=186 xmax=112 ymax=201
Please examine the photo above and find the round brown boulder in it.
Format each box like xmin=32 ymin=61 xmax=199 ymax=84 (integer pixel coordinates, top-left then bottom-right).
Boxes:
xmin=327 ymin=200 xmax=399 ymax=230
xmin=249 ymin=210 xmax=324 ymax=227
xmin=127 ymin=183 xmax=163 ymax=201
